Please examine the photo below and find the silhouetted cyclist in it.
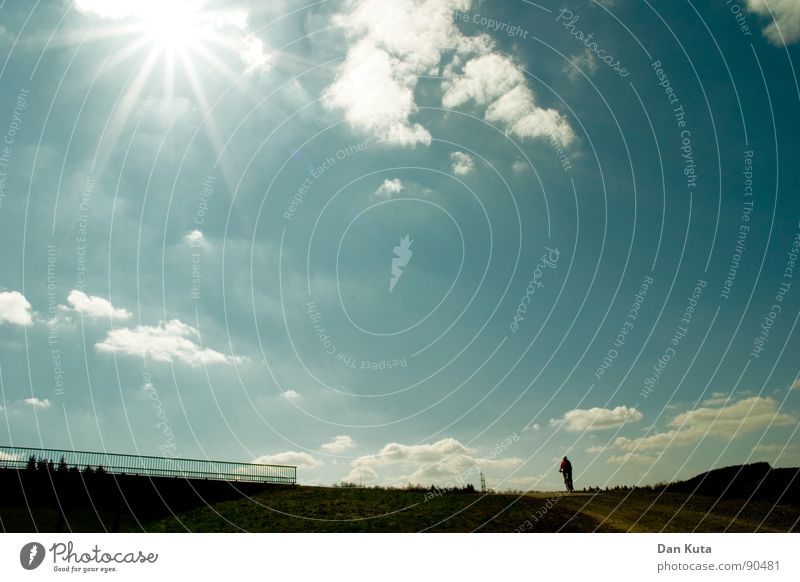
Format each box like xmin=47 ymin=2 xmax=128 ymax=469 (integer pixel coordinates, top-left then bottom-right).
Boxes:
xmin=559 ymin=456 xmax=574 ymax=492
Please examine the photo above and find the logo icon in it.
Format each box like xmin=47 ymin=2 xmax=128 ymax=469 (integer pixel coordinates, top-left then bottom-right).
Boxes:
xmin=20 ymin=542 xmax=45 ymax=570
xmin=390 ymin=234 xmax=413 ymax=293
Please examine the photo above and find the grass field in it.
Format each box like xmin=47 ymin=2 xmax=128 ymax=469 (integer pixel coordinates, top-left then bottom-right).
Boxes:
xmin=127 ymin=486 xmax=799 ymax=533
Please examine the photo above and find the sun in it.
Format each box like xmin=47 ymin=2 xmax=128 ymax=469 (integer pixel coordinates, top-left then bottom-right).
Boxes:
xmin=139 ymin=1 xmax=205 ymax=54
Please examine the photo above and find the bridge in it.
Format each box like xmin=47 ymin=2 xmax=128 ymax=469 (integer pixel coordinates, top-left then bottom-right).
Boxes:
xmin=0 ymin=444 xmax=296 ymax=485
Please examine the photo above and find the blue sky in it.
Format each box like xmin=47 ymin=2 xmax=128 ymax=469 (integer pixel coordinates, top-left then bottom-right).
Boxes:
xmin=0 ymin=0 xmax=799 ymax=491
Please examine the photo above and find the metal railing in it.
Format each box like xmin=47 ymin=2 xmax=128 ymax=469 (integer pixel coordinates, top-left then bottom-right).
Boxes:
xmin=0 ymin=445 xmax=296 ymax=484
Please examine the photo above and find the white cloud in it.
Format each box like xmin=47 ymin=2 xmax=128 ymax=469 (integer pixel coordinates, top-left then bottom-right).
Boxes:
xmin=614 ymin=396 xmax=795 ymax=453
xmin=240 ymin=34 xmax=271 ymax=74
xmin=607 ymin=452 xmax=656 ymax=465
xmin=321 ymin=435 xmax=356 ymax=453
xmin=253 ymin=451 xmax=322 ymax=470
xmin=450 ymin=151 xmax=475 ymax=175
xmin=345 ymin=437 xmax=523 ymax=486
xmin=22 ymin=397 xmax=51 ymax=409
xmin=323 ymin=0 xmax=572 ymax=149
xmin=66 ymin=290 xmax=132 ymax=320
xmin=585 ymin=445 xmax=607 ymax=454
xmin=791 ymin=378 xmax=800 ymax=390
xmin=95 ymin=319 xmax=245 ymax=366
xmin=374 ymin=178 xmax=404 ymax=198
xmin=550 ymin=405 xmax=643 ymax=432
xmin=512 ymin=159 xmax=528 ymax=173
xmin=282 ymin=389 xmax=300 ymax=400
xmin=746 ymin=0 xmax=800 ymax=45
xmin=183 ymin=229 xmax=207 ymax=246
xmin=0 ymin=291 xmax=33 ymax=326
xmin=323 ymin=0 xmax=476 ymax=146
xmin=443 ymin=53 xmax=575 ymax=147
xmin=522 ymin=423 xmax=540 ymax=432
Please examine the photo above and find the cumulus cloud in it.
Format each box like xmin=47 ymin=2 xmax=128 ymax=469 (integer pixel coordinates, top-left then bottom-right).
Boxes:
xmin=522 ymin=423 xmax=540 ymax=432
xmin=443 ymin=53 xmax=575 ymax=147
xmin=614 ymin=396 xmax=795 ymax=453
xmin=95 ymin=319 xmax=245 ymax=366
xmin=550 ymin=405 xmax=643 ymax=432
xmin=282 ymin=389 xmax=300 ymax=400
xmin=323 ymin=0 xmax=475 ymax=146
xmin=345 ymin=437 xmax=522 ymax=486
xmin=253 ymin=451 xmax=322 ymax=470
xmin=65 ymin=290 xmax=132 ymax=320
xmin=374 ymin=178 xmax=404 ymax=198
xmin=324 ymin=0 xmax=571 ymax=148
xmin=512 ymin=159 xmax=528 ymax=173
xmin=450 ymin=151 xmax=475 ymax=175
xmin=0 ymin=291 xmax=33 ymax=326
xmin=22 ymin=397 xmax=51 ymax=409
xmin=321 ymin=435 xmax=356 ymax=453
xmin=791 ymin=378 xmax=800 ymax=390
xmin=746 ymin=0 xmax=800 ymax=45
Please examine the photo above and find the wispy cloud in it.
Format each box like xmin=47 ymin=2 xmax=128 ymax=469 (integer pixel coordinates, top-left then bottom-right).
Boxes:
xmin=253 ymin=451 xmax=322 ymax=470
xmin=614 ymin=396 xmax=795 ymax=452
xmin=321 ymin=435 xmax=356 ymax=453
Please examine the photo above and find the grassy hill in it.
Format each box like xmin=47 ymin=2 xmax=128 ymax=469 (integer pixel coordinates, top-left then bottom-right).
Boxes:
xmin=2 ymin=463 xmax=798 ymax=533
xmin=135 ymin=485 xmax=799 ymax=533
